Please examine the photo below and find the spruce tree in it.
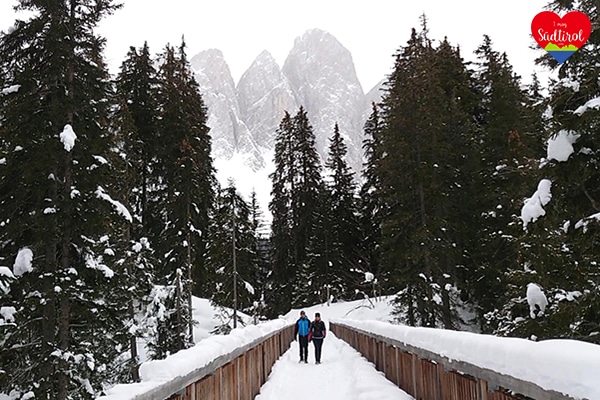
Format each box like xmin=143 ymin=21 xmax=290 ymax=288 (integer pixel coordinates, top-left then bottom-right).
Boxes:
xmin=269 ymin=107 xmax=324 ymax=313
xmin=291 ymin=107 xmax=325 ymax=305
xmin=493 ymin=0 xmax=600 ymax=343
xmin=110 ymin=42 xmax=162 ymax=381
xmin=451 ymin=35 xmax=544 ymax=332
xmin=323 ymin=123 xmax=361 ymax=300
xmin=148 ymin=40 xmax=215 ymax=357
xmin=249 ymin=190 xmax=270 ymax=322
xmin=208 ymin=180 xmax=259 ymax=333
xmin=268 ymin=111 xmax=296 ymax=315
xmin=0 ymin=1 xmax=132 ymax=398
xmin=378 ymin=20 xmax=476 ymax=329
xmin=358 ymin=103 xmax=385 ymax=297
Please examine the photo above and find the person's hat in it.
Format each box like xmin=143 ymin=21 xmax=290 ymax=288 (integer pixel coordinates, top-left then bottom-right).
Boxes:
xmin=300 ymin=310 xmax=305 ymax=315
xmin=315 ymin=312 xmax=320 ymax=317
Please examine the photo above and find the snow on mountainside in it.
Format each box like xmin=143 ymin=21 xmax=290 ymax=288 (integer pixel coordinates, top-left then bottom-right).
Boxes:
xmin=282 ymin=28 xmax=366 ymax=173
xmin=192 ymin=30 xmax=387 ymax=225
xmin=190 ymin=49 xmax=265 ymax=170
xmin=237 ymin=50 xmax=298 ymax=152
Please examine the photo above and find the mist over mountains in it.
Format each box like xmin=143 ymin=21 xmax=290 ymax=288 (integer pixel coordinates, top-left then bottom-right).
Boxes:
xmin=190 ymin=28 xmax=385 ymax=178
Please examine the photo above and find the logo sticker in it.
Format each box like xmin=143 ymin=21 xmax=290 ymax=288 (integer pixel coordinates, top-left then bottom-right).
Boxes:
xmin=531 ymin=11 xmax=591 ymax=63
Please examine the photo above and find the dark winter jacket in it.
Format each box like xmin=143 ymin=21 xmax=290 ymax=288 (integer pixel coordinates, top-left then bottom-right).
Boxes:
xmin=295 ymin=317 xmax=311 ymax=337
xmin=309 ymin=320 xmax=326 ymax=339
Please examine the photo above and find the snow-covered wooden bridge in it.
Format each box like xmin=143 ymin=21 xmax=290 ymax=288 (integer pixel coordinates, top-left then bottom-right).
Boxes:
xmin=98 ymin=319 xmax=598 ymax=400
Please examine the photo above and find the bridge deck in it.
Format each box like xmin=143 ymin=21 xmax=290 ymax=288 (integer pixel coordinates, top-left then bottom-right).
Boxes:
xmin=254 ymin=332 xmax=413 ymax=400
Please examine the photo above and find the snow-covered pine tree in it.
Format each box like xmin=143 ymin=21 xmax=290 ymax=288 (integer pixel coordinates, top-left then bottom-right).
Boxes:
xmin=358 ymin=103 xmax=386 ymax=297
xmin=268 ymin=107 xmax=324 ymax=313
xmin=109 ymin=42 xmax=163 ymax=381
xmin=268 ymin=111 xmax=296 ymax=315
xmin=208 ymin=180 xmax=260 ymax=333
xmin=322 ymin=123 xmax=361 ymax=300
xmin=459 ymin=35 xmax=544 ymax=332
xmin=493 ymin=0 xmax=600 ymax=343
xmin=378 ymin=19 xmax=475 ymax=329
xmin=0 ymin=1 xmax=136 ymax=398
xmin=149 ymin=40 xmax=215 ymax=357
xmin=248 ymin=190 xmax=270 ymax=322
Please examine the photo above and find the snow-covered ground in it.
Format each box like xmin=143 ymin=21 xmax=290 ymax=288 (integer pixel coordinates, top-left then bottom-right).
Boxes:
xmin=137 ymin=296 xmax=253 ymax=363
xmin=284 ymin=296 xmax=396 ymax=324
xmin=255 ymin=332 xmax=413 ymax=400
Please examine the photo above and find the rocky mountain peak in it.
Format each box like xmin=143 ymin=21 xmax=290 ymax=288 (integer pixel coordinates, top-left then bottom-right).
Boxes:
xmin=237 ymin=50 xmax=297 ymax=151
xmin=191 ymin=48 xmax=264 ymax=169
xmin=282 ymin=28 xmax=366 ymax=173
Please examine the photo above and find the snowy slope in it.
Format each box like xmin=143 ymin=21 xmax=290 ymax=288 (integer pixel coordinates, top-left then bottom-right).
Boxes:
xmin=284 ymin=296 xmax=396 ymax=323
xmin=137 ymin=296 xmax=253 ymax=363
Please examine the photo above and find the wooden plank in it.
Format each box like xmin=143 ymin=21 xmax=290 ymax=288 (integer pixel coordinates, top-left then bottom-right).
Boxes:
xmin=238 ymin=353 xmax=248 ymax=400
xmin=222 ymin=362 xmax=236 ymax=400
xmin=215 ymin=366 xmax=221 ymax=400
xmin=384 ymin=344 xmax=395 ymax=383
xmin=195 ymin=374 xmax=216 ymax=400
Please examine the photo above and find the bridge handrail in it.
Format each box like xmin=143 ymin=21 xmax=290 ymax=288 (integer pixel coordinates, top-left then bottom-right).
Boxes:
xmin=99 ymin=319 xmax=294 ymax=400
xmin=331 ymin=320 xmax=586 ymax=400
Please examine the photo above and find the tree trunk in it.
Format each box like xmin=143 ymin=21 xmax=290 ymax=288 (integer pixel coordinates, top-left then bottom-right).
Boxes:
xmin=187 ymin=198 xmax=194 ymax=345
xmin=42 ymin=173 xmax=58 ymax=398
xmin=128 ymin=297 xmax=140 ymax=381
xmin=58 ymin=6 xmax=76 ymax=396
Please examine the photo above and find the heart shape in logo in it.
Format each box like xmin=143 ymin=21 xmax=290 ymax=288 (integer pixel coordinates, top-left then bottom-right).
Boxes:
xmin=531 ymin=11 xmax=591 ymax=63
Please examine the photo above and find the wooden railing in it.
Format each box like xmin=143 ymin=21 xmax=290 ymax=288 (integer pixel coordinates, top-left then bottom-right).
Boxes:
xmin=130 ymin=324 xmax=294 ymax=400
xmin=331 ymin=322 xmax=580 ymax=400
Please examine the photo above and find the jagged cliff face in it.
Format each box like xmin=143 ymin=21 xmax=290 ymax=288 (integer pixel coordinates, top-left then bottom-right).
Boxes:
xmin=236 ymin=50 xmax=298 ymax=152
xmin=282 ymin=29 xmax=367 ymax=172
xmin=191 ymin=29 xmax=384 ymax=176
xmin=190 ymin=49 xmax=265 ymax=170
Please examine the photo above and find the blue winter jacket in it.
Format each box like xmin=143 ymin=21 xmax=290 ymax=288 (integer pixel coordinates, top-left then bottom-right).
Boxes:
xmin=295 ymin=317 xmax=311 ymax=337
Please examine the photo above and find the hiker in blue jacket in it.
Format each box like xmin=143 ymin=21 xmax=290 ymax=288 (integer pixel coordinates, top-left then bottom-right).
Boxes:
xmin=294 ymin=310 xmax=311 ymax=363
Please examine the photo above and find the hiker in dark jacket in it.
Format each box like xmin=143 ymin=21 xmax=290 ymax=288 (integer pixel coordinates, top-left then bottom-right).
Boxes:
xmin=294 ymin=310 xmax=311 ymax=363
xmin=308 ymin=312 xmax=326 ymax=364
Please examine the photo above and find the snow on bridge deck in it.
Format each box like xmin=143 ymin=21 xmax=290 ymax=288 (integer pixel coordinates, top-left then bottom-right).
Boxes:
xmin=254 ymin=332 xmax=413 ymax=400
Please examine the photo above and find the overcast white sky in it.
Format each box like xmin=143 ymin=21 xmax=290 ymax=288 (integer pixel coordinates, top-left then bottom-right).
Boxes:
xmin=1 ymin=0 xmax=554 ymax=92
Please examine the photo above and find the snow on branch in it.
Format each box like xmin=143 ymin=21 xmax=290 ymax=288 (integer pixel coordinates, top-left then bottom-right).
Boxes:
xmin=520 ymin=179 xmax=552 ymax=230
xmin=573 ymin=97 xmax=600 ymax=116
xmin=13 ymin=248 xmax=33 ymax=277
xmin=526 ymin=283 xmax=548 ymax=319
xmin=575 ymin=212 xmax=600 ymax=233
xmin=95 ymin=186 xmax=133 ymax=223
xmin=0 ymin=267 xmax=14 ymax=294
xmin=0 ymin=306 xmax=17 ymax=323
xmin=84 ymin=252 xmax=114 ymax=278
xmin=1 ymin=84 xmax=20 ymax=95
xmin=60 ymin=124 xmax=77 ymax=152
xmin=547 ymin=130 xmax=579 ymax=162
xmin=0 ymin=267 xmax=14 ymax=279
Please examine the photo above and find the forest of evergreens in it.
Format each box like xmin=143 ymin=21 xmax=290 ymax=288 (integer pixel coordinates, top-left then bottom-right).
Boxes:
xmin=0 ymin=0 xmax=599 ymax=398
